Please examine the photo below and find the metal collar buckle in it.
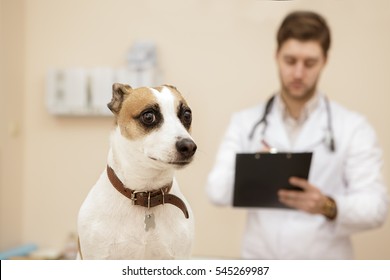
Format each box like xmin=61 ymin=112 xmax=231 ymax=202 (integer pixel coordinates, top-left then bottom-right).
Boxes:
xmin=130 ymin=190 xmax=142 ymax=205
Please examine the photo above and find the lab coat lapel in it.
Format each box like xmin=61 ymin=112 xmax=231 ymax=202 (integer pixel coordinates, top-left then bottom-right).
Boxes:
xmin=263 ymin=106 xmax=291 ymax=151
xmin=293 ymin=98 xmax=327 ymax=152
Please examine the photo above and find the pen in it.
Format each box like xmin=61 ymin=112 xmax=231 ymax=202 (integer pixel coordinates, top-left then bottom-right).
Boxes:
xmin=261 ymin=140 xmax=278 ymax=154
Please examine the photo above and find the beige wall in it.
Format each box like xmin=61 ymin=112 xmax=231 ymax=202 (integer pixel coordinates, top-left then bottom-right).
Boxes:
xmin=1 ymin=0 xmax=389 ymax=259
xmin=0 ymin=0 xmax=24 ymax=250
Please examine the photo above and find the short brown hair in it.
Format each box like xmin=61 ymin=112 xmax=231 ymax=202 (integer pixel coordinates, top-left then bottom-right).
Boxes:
xmin=277 ymin=11 xmax=331 ymax=57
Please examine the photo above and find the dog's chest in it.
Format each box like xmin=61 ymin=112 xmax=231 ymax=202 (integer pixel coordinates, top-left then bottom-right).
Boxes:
xmin=88 ymin=206 xmax=192 ymax=259
xmin=78 ymin=179 xmax=193 ymax=259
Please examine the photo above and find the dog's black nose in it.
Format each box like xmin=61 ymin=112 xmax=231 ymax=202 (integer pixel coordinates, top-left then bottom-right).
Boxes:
xmin=176 ymin=138 xmax=197 ymax=158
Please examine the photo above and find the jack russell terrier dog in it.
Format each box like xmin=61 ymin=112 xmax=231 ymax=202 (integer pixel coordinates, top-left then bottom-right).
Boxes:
xmin=77 ymin=83 xmax=197 ymax=259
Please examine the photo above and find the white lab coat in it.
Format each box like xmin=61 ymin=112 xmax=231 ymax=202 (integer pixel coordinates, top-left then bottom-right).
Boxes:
xmin=206 ymin=94 xmax=388 ymax=259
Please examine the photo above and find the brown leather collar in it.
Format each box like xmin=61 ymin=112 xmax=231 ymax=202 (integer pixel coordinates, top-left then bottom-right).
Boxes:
xmin=106 ymin=165 xmax=189 ymax=219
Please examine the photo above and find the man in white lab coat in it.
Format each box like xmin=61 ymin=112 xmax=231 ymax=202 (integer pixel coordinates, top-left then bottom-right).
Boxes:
xmin=206 ymin=11 xmax=388 ymax=259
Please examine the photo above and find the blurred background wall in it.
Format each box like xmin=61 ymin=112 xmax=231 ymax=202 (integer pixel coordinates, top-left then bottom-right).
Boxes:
xmin=1 ymin=0 xmax=389 ymax=259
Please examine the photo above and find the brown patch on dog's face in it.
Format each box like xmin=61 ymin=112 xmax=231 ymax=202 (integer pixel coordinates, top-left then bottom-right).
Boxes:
xmin=116 ymin=87 xmax=161 ymax=140
xmin=110 ymin=84 xmax=192 ymax=143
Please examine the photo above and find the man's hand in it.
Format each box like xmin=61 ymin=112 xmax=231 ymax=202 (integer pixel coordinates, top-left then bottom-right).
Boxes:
xmin=278 ymin=177 xmax=328 ymax=215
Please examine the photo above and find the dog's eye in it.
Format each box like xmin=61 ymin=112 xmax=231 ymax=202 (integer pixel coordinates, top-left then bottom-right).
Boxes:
xmin=182 ymin=110 xmax=192 ymax=126
xmin=141 ymin=111 xmax=157 ymax=125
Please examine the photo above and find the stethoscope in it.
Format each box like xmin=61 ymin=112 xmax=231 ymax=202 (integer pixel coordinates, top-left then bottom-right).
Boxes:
xmin=248 ymin=94 xmax=336 ymax=152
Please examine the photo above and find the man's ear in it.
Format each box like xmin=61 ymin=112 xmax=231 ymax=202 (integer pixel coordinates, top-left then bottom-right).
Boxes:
xmin=107 ymin=83 xmax=132 ymax=114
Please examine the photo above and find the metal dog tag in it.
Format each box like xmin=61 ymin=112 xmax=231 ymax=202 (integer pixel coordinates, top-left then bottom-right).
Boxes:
xmin=144 ymin=213 xmax=155 ymax=231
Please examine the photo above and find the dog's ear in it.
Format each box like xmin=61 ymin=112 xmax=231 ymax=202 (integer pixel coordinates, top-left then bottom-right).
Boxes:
xmin=107 ymin=83 xmax=132 ymax=114
xmin=163 ymin=84 xmax=178 ymax=91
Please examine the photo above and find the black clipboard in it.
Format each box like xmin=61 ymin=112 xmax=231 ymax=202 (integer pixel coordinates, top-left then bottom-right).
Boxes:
xmin=233 ymin=152 xmax=313 ymax=208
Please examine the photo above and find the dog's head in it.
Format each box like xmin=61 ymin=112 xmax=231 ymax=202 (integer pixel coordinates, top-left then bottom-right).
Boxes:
xmin=108 ymin=83 xmax=197 ymax=168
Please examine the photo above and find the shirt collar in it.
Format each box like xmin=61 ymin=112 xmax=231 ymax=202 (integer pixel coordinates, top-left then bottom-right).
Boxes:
xmin=275 ymin=91 xmax=320 ymax=125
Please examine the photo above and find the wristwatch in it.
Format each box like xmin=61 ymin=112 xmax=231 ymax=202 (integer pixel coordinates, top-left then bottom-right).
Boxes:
xmin=322 ymin=196 xmax=337 ymax=220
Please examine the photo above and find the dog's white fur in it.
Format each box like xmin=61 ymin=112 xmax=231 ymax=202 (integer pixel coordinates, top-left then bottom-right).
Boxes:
xmin=77 ymin=85 xmax=195 ymax=259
